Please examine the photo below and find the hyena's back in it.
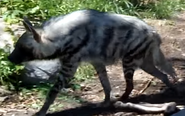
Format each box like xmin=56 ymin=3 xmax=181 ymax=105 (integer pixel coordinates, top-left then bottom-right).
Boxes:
xmin=43 ymin=9 xmax=159 ymax=65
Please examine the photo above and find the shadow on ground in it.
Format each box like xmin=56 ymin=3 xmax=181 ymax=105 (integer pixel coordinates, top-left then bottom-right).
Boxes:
xmin=46 ymin=81 xmax=185 ymax=116
xmin=45 ymin=57 xmax=185 ymax=116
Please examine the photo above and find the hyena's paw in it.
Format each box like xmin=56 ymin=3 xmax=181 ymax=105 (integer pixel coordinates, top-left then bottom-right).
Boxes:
xmin=169 ymin=75 xmax=178 ymax=84
xmin=169 ymin=70 xmax=178 ymax=84
xmin=95 ymin=100 xmax=112 ymax=108
xmin=117 ymin=94 xmax=130 ymax=102
xmin=32 ymin=112 xmax=45 ymax=116
xmin=95 ymin=98 xmax=118 ymax=108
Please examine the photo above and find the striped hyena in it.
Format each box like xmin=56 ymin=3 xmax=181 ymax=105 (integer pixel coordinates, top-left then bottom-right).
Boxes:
xmin=8 ymin=9 xmax=177 ymax=116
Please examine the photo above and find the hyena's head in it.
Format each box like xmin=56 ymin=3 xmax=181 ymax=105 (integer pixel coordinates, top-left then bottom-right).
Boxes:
xmin=8 ymin=17 xmax=57 ymax=64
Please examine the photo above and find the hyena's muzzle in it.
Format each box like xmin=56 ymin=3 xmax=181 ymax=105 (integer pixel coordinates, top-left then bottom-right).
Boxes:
xmin=8 ymin=48 xmax=24 ymax=64
xmin=8 ymin=47 xmax=34 ymax=65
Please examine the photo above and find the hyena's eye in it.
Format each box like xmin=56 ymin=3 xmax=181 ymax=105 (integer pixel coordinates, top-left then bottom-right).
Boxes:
xmin=19 ymin=45 xmax=35 ymax=60
xmin=18 ymin=45 xmax=32 ymax=54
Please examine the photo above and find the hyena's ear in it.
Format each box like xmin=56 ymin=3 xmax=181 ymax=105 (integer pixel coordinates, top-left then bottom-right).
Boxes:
xmin=23 ymin=17 xmax=33 ymax=26
xmin=22 ymin=17 xmax=42 ymax=43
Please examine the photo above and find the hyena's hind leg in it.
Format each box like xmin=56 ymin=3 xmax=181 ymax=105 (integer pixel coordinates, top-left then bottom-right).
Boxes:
xmin=118 ymin=59 xmax=136 ymax=101
xmin=152 ymin=47 xmax=177 ymax=83
xmin=140 ymin=59 xmax=173 ymax=88
xmin=92 ymin=62 xmax=112 ymax=106
xmin=140 ymin=48 xmax=176 ymax=89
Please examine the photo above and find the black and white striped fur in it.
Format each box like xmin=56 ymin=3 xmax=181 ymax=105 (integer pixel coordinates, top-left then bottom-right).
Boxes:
xmin=8 ymin=9 xmax=177 ymax=116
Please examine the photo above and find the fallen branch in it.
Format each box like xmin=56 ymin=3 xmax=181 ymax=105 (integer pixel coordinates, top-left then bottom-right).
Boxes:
xmin=137 ymin=78 xmax=153 ymax=95
xmin=46 ymin=101 xmax=178 ymax=116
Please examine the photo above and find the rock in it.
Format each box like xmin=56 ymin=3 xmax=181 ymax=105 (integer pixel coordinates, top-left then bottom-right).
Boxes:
xmin=20 ymin=59 xmax=61 ymax=86
xmin=0 ymin=18 xmax=14 ymax=52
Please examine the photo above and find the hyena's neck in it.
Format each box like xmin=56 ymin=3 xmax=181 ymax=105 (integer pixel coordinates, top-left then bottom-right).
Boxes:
xmin=34 ymin=34 xmax=76 ymax=60
xmin=39 ymin=23 xmax=90 ymax=60
xmin=33 ymin=39 xmax=59 ymax=59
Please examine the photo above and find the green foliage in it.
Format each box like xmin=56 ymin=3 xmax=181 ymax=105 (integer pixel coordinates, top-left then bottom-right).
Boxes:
xmin=0 ymin=0 xmax=141 ymax=24
xmin=68 ymin=63 xmax=96 ymax=90
xmin=0 ymin=46 xmax=24 ymax=89
xmin=0 ymin=0 xmax=184 ymax=24
xmin=144 ymin=0 xmax=185 ymax=19
xmin=0 ymin=0 xmax=185 ymax=24
xmin=75 ymin=63 xmax=95 ymax=82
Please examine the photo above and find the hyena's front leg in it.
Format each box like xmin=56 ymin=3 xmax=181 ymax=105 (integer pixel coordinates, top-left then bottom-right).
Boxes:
xmin=34 ymin=62 xmax=78 ymax=116
xmin=92 ymin=62 xmax=112 ymax=106
xmin=33 ymin=74 xmax=64 ymax=116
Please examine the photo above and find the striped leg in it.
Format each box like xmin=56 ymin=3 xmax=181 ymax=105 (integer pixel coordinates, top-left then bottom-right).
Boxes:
xmin=33 ymin=61 xmax=78 ymax=116
xmin=118 ymin=57 xmax=137 ymax=101
xmin=119 ymin=66 xmax=135 ymax=101
xmin=92 ymin=62 xmax=112 ymax=106
xmin=33 ymin=76 xmax=64 ymax=116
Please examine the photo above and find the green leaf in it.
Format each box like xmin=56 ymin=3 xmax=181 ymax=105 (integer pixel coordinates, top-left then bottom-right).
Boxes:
xmin=30 ymin=6 xmax=40 ymax=13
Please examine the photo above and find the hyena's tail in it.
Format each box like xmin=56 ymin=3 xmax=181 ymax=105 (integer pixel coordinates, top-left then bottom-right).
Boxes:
xmin=150 ymin=32 xmax=177 ymax=82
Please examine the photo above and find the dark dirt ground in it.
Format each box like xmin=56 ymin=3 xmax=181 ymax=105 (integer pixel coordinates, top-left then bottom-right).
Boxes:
xmin=1 ymin=11 xmax=185 ymax=116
